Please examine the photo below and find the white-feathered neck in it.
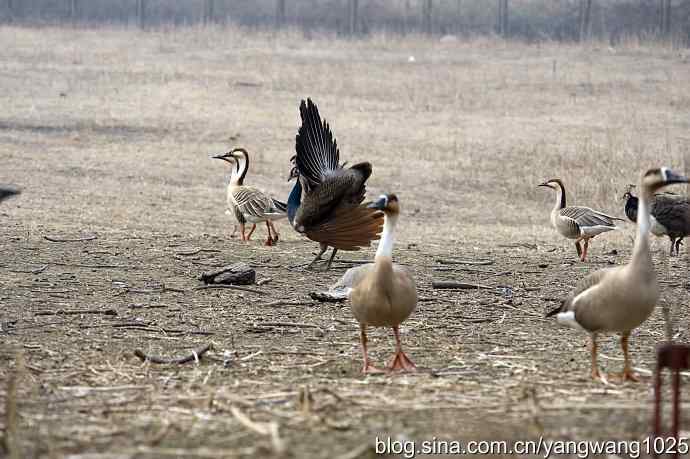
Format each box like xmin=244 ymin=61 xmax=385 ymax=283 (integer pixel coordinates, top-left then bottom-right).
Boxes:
xmin=229 ymin=155 xmax=247 ymax=186
xmin=632 ymin=190 xmax=652 ymax=263
xmin=376 ymin=212 xmax=398 ymax=259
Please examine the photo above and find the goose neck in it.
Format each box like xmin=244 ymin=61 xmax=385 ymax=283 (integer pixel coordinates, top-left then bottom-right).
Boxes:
xmin=375 ymin=212 xmax=398 ymax=260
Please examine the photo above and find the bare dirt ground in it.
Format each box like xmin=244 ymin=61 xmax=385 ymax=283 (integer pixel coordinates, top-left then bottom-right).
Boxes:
xmin=2 ymin=25 xmax=690 ymax=458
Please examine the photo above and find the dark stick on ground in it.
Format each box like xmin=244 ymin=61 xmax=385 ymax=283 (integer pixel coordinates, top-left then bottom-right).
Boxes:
xmin=432 ymin=280 xmax=492 ymax=290
xmin=134 ymin=344 xmax=213 ymax=364
xmin=436 ymin=259 xmax=494 ymax=266
xmin=44 ymin=234 xmax=98 ymax=242
xmin=34 ymin=309 xmax=118 ymax=316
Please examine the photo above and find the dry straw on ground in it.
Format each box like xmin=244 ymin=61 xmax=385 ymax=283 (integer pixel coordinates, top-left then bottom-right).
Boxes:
xmin=1 ymin=25 xmax=690 ymax=458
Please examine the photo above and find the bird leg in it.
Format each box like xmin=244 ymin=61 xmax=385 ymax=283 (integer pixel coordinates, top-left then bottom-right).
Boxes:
xmin=268 ymin=221 xmax=279 ymax=242
xmin=590 ymin=333 xmax=603 ymax=381
xmin=615 ymin=332 xmax=639 ymax=382
xmin=325 ymin=248 xmax=338 ymax=270
xmin=229 ymin=225 xmax=238 ymax=239
xmin=239 ymin=223 xmax=246 ymax=241
xmin=306 ymin=244 xmax=329 ymax=269
xmin=359 ymin=325 xmax=383 ymax=374
xmin=670 ymin=238 xmax=677 ymax=257
xmin=387 ymin=326 xmax=416 ymax=372
xmin=574 ymin=239 xmax=582 ymax=258
xmin=246 ymin=224 xmax=256 ymax=240
xmin=264 ymin=221 xmax=273 ymax=246
xmin=673 ymin=237 xmax=683 ymax=257
xmin=580 ymin=238 xmax=590 ymax=262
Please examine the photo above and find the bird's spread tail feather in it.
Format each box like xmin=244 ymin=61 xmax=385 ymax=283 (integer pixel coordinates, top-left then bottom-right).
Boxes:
xmin=306 ymin=205 xmax=384 ymax=251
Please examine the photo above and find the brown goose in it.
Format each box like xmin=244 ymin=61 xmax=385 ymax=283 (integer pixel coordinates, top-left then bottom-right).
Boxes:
xmin=288 ymin=98 xmax=384 ymax=269
xmin=623 ymin=186 xmax=690 ymax=256
xmin=546 ymin=167 xmax=689 ymax=382
xmin=539 ymin=178 xmax=622 ymax=261
xmin=332 ymin=194 xmax=417 ymax=373
xmin=213 ymin=148 xmax=287 ymax=245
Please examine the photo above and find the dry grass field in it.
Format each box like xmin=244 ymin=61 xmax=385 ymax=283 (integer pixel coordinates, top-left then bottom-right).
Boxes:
xmin=2 ymin=25 xmax=690 ymax=458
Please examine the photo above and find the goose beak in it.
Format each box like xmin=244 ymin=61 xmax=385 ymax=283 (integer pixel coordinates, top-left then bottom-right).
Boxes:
xmin=663 ymin=169 xmax=690 ymax=185
xmin=212 ymin=152 xmax=234 ymax=163
xmin=537 ymin=182 xmax=550 ymax=188
xmin=368 ymin=196 xmax=388 ymax=211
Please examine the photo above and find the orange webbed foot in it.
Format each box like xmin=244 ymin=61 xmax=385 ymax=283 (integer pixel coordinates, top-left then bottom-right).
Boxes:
xmin=387 ymin=351 xmax=417 ymax=372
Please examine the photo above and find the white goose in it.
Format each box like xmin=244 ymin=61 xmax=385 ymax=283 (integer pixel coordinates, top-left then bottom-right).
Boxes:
xmin=213 ymin=148 xmax=287 ymax=245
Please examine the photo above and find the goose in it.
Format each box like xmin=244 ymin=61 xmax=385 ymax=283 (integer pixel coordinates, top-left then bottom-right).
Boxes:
xmin=539 ymin=178 xmax=623 ymax=261
xmin=0 ymin=187 xmax=20 ymax=204
xmin=213 ymin=148 xmax=287 ymax=246
xmin=288 ymin=98 xmax=384 ymax=269
xmin=546 ymin=167 xmax=689 ymax=382
xmin=331 ymin=193 xmax=417 ymax=373
xmin=623 ymin=186 xmax=690 ymax=256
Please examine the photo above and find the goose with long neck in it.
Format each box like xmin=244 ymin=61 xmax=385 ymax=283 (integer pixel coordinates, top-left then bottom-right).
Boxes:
xmin=288 ymin=98 xmax=384 ymax=270
xmin=546 ymin=167 xmax=689 ymax=382
xmin=623 ymin=185 xmax=690 ymax=257
xmin=539 ymin=178 xmax=622 ymax=261
xmin=212 ymin=147 xmax=287 ymax=245
xmin=333 ymin=193 xmax=417 ymax=373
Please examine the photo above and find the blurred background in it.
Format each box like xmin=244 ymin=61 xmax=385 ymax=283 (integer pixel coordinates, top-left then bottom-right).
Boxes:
xmin=2 ymin=0 xmax=689 ymax=47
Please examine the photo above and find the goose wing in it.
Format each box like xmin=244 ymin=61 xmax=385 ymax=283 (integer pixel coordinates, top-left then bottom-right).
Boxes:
xmin=559 ymin=206 xmax=621 ymax=229
xmin=295 ymin=98 xmax=340 ymax=192
xmin=231 ymin=186 xmax=285 ymax=221
xmin=546 ymin=268 xmax=614 ymax=321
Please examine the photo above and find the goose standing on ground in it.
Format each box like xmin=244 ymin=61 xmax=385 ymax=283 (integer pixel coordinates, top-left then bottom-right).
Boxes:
xmin=546 ymin=167 xmax=689 ymax=382
xmin=623 ymin=186 xmax=690 ymax=256
xmin=539 ymin=178 xmax=622 ymax=261
xmin=213 ymin=148 xmax=287 ymax=246
xmin=0 ymin=187 xmax=20 ymax=204
xmin=288 ymin=98 xmax=384 ymax=269
xmin=332 ymin=194 xmax=417 ymax=373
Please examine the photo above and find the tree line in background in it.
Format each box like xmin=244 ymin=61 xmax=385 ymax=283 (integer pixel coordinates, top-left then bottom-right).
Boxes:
xmin=2 ymin=0 xmax=689 ymax=45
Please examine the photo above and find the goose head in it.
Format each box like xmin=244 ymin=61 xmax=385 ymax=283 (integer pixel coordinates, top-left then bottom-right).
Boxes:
xmin=368 ymin=193 xmax=400 ymax=215
xmin=537 ymin=178 xmax=564 ymax=191
xmin=641 ymin=167 xmax=689 ymax=193
xmin=212 ymin=148 xmax=250 ymax=183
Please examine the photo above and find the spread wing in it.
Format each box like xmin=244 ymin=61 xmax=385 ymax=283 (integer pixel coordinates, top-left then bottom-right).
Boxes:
xmin=295 ymin=98 xmax=340 ymax=191
xmin=559 ymin=206 xmax=620 ymax=229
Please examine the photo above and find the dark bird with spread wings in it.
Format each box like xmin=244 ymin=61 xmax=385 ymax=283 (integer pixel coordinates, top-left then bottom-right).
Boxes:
xmin=287 ymin=98 xmax=384 ymax=269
